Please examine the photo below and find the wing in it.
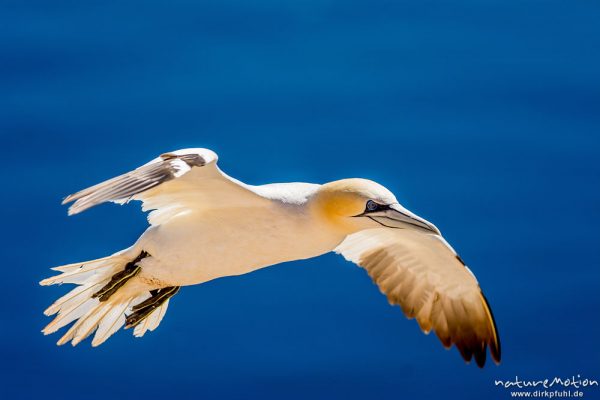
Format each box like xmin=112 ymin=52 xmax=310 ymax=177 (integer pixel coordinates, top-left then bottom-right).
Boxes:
xmin=62 ymin=148 xmax=265 ymax=224
xmin=335 ymin=228 xmax=500 ymax=367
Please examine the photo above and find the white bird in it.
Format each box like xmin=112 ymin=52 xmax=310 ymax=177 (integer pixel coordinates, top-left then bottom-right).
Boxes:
xmin=41 ymin=148 xmax=500 ymax=367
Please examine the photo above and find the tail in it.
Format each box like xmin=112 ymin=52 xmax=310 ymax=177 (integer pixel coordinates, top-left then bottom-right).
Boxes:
xmin=40 ymin=250 xmax=171 ymax=346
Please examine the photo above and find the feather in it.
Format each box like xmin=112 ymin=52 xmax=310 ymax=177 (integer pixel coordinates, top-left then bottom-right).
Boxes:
xmin=92 ymin=301 xmax=131 ymax=347
xmin=72 ymin=303 xmax=113 ymax=346
xmin=44 ymin=281 xmax=105 ymax=316
xmin=148 ymin=299 xmax=170 ymax=331
xmin=43 ymin=297 xmax=99 ymax=335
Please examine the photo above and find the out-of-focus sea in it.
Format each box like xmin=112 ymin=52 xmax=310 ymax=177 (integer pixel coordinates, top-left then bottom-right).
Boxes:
xmin=1 ymin=1 xmax=599 ymax=399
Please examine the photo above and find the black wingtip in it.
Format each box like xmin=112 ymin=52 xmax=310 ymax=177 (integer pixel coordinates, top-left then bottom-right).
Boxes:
xmin=480 ymin=291 xmax=501 ymax=365
xmin=474 ymin=343 xmax=487 ymax=368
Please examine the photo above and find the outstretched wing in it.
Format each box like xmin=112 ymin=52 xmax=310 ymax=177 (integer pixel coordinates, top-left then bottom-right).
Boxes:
xmin=335 ymin=228 xmax=500 ymax=367
xmin=63 ymin=148 xmax=264 ymax=224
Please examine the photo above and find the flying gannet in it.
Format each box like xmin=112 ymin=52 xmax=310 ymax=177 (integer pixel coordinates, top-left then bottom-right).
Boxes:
xmin=41 ymin=148 xmax=500 ymax=367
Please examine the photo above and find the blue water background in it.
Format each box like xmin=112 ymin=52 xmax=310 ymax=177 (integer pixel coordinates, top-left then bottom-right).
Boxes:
xmin=1 ymin=1 xmax=599 ymax=399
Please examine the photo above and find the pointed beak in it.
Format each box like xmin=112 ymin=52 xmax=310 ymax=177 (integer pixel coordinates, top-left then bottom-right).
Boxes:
xmin=368 ymin=203 xmax=441 ymax=235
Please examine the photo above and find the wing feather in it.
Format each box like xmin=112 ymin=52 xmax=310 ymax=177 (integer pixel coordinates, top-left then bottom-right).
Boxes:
xmin=61 ymin=148 xmax=266 ymax=223
xmin=63 ymin=150 xmax=208 ymax=215
xmin=335 ymin=228 xmax=500 ymax=367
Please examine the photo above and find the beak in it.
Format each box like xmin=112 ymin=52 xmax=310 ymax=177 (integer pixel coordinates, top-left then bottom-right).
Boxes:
xmin=367 ymin=203 xmax=441 ymax=235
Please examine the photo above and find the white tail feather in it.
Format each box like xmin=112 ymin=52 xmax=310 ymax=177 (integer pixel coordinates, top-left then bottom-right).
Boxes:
xmin=43 ymin=297 xmax=99 ymax=335
xmin=41 ymin=254 xmax=127 ymax=286
xmin=150 ymin=299 xmax=169 ymax=331
xmin=92 ymin=300 xmax=134 ymax=347
xmin=56 ymin=303 xmax=100 ymax=346
xmin=71 ymin=303 xmax=113 ymax=346
xmin=41 ymin=250 xmax=172 ymax=346
xmin=50 ymin=254 xmax=115 ymax=273
xmin=133 ymin=299 xmax=170 ymax=337
xmin=44 ymin=281 xmax=105 ymax=316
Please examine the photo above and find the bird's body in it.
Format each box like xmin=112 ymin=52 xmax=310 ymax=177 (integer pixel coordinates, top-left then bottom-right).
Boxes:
xmin=132 ymin=184 xmax=341 ymax=288
xmin=41 ymin=148 xmax=501 ymax=367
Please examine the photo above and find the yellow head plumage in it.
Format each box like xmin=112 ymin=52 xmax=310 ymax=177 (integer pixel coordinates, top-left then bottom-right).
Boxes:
xmin=311 ymin=178 xmax=398 ymax=231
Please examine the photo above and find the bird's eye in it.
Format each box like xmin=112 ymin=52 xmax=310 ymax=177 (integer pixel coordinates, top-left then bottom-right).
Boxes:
xmin=366 ymin=200 xmax=379 ymax=211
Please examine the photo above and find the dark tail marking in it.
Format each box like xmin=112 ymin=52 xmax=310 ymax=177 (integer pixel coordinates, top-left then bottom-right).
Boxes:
xmin=125 ymin=286 xmax=180 ymax=329
xmin=93 ymin=251 xmax=149 ymax=302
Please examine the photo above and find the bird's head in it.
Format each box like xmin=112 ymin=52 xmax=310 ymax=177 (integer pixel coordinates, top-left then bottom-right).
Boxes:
xmin=312 ymin=178 xmax=440 ymax=235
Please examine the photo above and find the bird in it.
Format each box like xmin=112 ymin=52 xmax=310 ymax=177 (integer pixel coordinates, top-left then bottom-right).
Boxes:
xmin=41 ymin=147 xmax=500 ymax=367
